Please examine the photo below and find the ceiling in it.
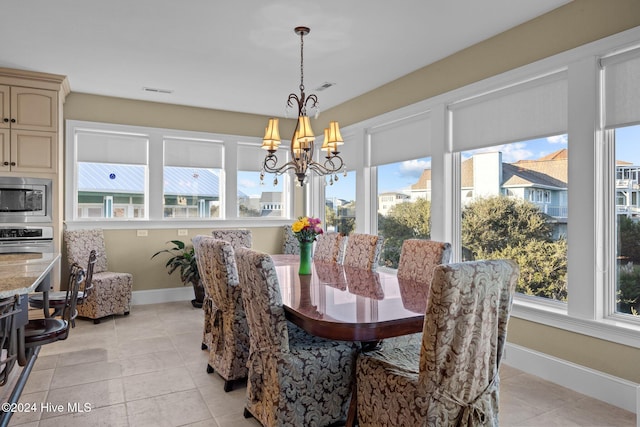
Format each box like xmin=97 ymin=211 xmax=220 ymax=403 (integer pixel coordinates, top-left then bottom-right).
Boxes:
xmin=1 ymin=0 xmax=571 ymax=118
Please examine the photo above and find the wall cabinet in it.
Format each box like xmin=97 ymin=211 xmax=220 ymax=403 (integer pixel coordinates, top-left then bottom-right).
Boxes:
xmin=0 ymin=85 xmax=58 ymax=132
xmin=0 ymin=67 xmax=69 ymax=288
xmin=0 ymin=84 xmax=58 ymax=172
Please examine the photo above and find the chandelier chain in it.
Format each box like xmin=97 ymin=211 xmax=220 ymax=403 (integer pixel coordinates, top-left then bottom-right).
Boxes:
xmin=299 ymin=30 xmax=305 ymax=93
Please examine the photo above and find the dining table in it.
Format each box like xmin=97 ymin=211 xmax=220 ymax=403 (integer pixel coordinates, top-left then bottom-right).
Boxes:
xmin=0 ymin=251 xmax=59 ymax=427
xmin=272 ymin=254 xmax=429 ymax=343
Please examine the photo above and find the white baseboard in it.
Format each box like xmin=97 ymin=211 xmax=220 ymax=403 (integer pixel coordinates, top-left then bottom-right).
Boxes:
xmin=131 ymin=286 xmax=194 ymax=305
xmin=505 ymin=342 xmax=639 ymax=421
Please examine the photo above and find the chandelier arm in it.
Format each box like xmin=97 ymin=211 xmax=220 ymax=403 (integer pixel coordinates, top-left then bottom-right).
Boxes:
xmin=263 ymin=159 xmax=300 ymax=175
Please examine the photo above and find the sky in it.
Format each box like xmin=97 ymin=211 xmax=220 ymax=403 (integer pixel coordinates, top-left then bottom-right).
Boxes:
xmin=250 ymin=124 xmax=640 ymax=201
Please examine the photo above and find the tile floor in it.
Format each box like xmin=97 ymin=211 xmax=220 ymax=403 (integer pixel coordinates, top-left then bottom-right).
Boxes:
xmin=7 ymin=301 xmax=636 ymax=427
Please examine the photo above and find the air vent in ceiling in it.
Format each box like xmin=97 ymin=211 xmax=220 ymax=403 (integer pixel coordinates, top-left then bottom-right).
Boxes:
xmin=315 ymin=82 xmax=335 ymax=91
xmin=142 ymin=87 xmax=173 ymax=94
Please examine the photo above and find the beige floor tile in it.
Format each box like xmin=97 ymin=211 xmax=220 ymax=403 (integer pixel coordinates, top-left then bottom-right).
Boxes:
xmin=49 ymin=361 xmax=122 ymax=389
xmin=31 ymin=354 xmax=59 ymax=371
xmin=199 ymin=382 xmax=249 ymax=420
xmin=215 ymin=411 xmax=262 ymax=427
xmin=8 ymin=390 xmax=46 ymax=425
xmin=114 ymin=335 xmax=177 ymax=359
xmin=21 ymin=368 xmax=53 ymax=394
xmin=126 ymin=388 xmax=212 ymax=427
xmin=120 ymin=350 xmax=185 ymax=377
xmin=123 ymin=366 xmax=196 ymax=401
xmin=37 ymin=403 xmax=128 ymax=427
xmin=41 ymin=378 xmax=125 ymax=419
xmin=54 ymin=347 xmax=112 ymax=367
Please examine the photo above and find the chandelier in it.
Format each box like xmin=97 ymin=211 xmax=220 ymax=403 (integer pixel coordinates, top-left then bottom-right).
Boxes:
xmin=260 ymin=26 xmax=347 ymax=187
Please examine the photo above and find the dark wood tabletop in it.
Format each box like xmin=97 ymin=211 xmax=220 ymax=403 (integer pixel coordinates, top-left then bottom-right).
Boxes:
xmin=272 ymin=254 xmax=427 ymax=342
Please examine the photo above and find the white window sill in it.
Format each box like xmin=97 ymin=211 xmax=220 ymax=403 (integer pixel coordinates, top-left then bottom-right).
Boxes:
xmin=512 ymin=297 xmax=640 ymax=349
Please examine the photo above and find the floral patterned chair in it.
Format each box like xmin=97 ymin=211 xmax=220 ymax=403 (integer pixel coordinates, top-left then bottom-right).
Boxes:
xmin=282 ymin=225 xmax=299 ymax=255
xmin=342 ymin=233 xmax=384 ymax=271
xmin=63 ymin=229 xmax=132 ymax=324
xmin=235 ymin=246 xmax=357 ymax=427
xmin=397 ymin=238 xmax=451 ymax=283
xmin=356 ymin=259 xmax=519 ymax=427
xmin=395 ymin=239 xmax=451 ymax=316
xmin=193 ymin=235 xmax=249 ymax=392
xmin=312 ymin=232 xmax=346 ymax=263
xmin=201 ymin=229 xmax=252 ymax=350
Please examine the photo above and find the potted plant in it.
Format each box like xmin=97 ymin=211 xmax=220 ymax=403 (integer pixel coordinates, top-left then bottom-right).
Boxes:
xmin=152 ymin=240 xmax=205 ymax=308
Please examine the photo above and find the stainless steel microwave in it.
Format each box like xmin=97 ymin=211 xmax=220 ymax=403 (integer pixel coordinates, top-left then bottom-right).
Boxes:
xmin=0 ymin=177 xmax=52 ymax=222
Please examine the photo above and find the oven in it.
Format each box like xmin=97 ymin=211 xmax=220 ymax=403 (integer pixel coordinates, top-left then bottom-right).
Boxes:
xmin=0 ymin=226 xmax=54 ymax=254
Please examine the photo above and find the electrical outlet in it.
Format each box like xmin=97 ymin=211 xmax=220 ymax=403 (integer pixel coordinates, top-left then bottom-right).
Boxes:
xmin=136 ymin=229 xmax=148 ymax=237
xmin=178 ymin=229 xmax=188 ymax=236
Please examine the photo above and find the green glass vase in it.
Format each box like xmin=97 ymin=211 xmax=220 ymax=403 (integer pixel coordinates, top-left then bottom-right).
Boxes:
xmin=299 ymin=241 xmax=313 ymax=275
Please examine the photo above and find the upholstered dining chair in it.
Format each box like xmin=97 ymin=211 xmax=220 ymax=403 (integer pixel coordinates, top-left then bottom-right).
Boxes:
xmin=201 ymin=229 xmax=252 ymax=351
xmin=342 ymin=233 xmax=384 ymax=271
xmin=313 ymin=232 xmax=346 ymax=263
xmin=193 ymin=235 xmax=249 ymax=392
xmin=282 ymin=225 xmax=299 ymax=255
xmin=235 ymin=246 xmax=357 ymax=427
xmin=397 ymin=239 xmax=452 ymax=283
xmin=63 ymin=229 xmax=132 ymax=324
xmin=356 ymin=259 xmax=519 ymax=427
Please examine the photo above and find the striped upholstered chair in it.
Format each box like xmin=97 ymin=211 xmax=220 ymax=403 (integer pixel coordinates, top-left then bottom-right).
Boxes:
xmin=193 ymin=235 xmax=249 ymax=392
xmin=235 ymin=246 xmax=357 ymax=426
xmin=200 ymin=229 xmax=252 ymax=351
xmin=342 ymin=232 xmax=384 ymax=271
xmin=356 ymin=260 xmax=519 ymax=426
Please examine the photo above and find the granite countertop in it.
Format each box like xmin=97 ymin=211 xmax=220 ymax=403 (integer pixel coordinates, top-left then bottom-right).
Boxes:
xmin=0 ymin=252 xmax=60 ymax=298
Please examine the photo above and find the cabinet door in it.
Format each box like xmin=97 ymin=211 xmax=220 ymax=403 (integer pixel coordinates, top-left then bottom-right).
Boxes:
xmin=0 ymin=85 xmax=9 ymax=130
xmin=0 ymin=129 xmax=9 ymax=171
xmin=10 ymin=87 xmax=57 ymax=132
xmin=10 ymin=130 xmax=56 ymax=173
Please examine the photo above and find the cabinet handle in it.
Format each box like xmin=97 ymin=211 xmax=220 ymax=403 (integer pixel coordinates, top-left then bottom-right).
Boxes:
xmin=2 ymin=162 xmax=8 ymax=166
xmin=9 ymin=162 xmax=15 ymax=166
xmin=2 ymin=118 xmax=7 ymax=123
xmin=10 ymin=119 xmax=16 ymax=123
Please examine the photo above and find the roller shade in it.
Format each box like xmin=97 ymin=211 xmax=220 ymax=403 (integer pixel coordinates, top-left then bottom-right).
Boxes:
xmin=370 ymin=113 xmax=431 ymax=166
xmin=451 ymin=72 xmax=568 ymax=151
xmin=238 ymin=143 xmax=274 ymax=171
xmin=76 ymin=130 xmax=147 ymax=164
xmin=164 ymin=138 xmax=223 ymax=168
xmin=602 ymin=47 xmax=640 ymax=128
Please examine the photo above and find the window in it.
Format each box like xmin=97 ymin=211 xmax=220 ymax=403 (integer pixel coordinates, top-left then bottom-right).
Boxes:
xmin=459 ymin=137 xmax=568 ymax=302
xmin=603 ymin=47 xmax=640 ymax=319
xmin=74 ymin=129 xmax=148 ymax=220
xmin=377 ymin=158 xmax=432 ymax=268
xmin=163 ymin=138 xmax=223 ymax=219
xmin=237 ymin=144 xmax=287 ymax=218
xmin=325 ymin=172 xmax=356 ymax=235
xmin=368 ymin=112 xmax=431 ymax=269
xmin=613 ymin=125 xmax=640 ymax=317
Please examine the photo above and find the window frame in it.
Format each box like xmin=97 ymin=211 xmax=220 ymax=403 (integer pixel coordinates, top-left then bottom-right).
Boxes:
xmin=65 ymin=120 xmax=294 ymax=227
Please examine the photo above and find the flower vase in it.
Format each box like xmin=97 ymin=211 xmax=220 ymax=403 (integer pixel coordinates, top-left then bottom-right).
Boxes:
xmin=299 ymin=241 xmax=313 ymax=275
